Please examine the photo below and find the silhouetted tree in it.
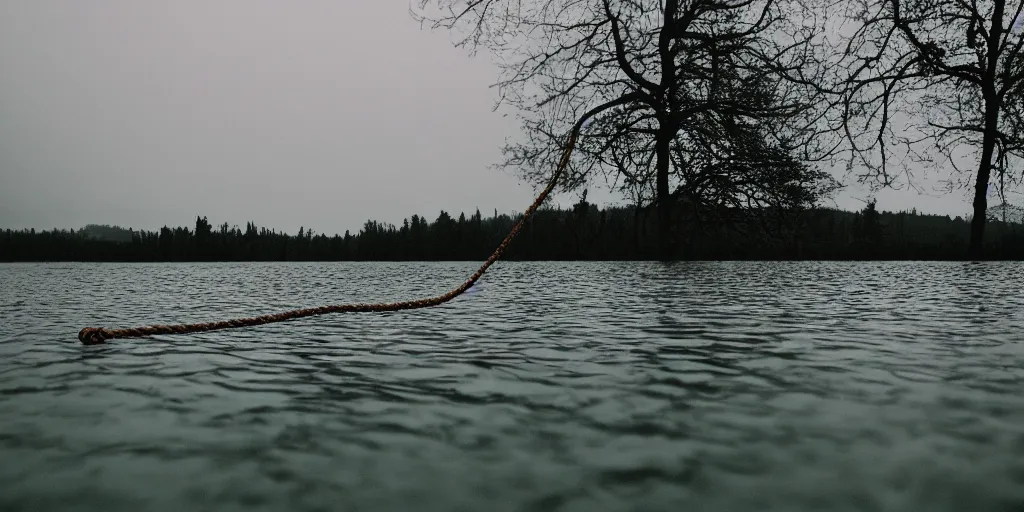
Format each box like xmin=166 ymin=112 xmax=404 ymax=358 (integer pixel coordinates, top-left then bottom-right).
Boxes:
xmin=4 ymin=204 xmax=1024 ymax=262
xmin=838 ymin=0 xmax=1024 ymax=258
xmin=414 ymin=0 xmax=837 ymax=260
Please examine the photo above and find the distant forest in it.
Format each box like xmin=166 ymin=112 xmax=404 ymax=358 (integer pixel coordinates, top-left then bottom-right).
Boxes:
xmin=4 ymin=199 xmax=1024 ymax=261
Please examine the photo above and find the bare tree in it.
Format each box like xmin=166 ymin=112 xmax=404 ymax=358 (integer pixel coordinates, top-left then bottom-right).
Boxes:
xmin=414 ymin=0 xmax=838 ymax=260
xmin=838 ymin=0 xmax=1024 ymax=257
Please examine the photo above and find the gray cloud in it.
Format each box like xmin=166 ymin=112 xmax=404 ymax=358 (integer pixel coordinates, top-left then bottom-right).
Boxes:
xmin=0 ymin=1 xmax=977 ymax=236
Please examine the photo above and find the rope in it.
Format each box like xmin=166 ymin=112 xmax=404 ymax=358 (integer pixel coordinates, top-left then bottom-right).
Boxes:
xmin=77 ymin=124 xmax=581 ymax=345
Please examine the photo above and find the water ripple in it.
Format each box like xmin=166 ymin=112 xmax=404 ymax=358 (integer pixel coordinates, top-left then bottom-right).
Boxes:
xmin=1 ymin=261 xmax=1023 ymax=511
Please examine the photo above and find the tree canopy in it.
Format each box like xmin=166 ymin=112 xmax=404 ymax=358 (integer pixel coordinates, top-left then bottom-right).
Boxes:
xmin=414 ymin=0 xmax=840 ymax=259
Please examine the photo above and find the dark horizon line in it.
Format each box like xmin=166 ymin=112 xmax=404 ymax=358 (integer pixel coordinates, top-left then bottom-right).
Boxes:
xmin=0 ymin=202 xmax=989 ymax=238
xmin=2 ymin=258 xmax=1019 ymax=263
xmin=5 ymin=200 xmax=1024 ymax=262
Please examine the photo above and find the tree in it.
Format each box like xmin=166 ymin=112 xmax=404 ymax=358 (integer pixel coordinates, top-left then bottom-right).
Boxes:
xmin=194 ymin=216 xmax=212 ymax=259
xmin=414 ymin=0 xmax=836 ymax=260
xmin=838 ymin=0 xmax=1024 ymax=258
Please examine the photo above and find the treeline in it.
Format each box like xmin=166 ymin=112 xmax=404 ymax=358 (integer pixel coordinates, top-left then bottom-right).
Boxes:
xmin=3 ymin=200 xmax=1024 ymax=262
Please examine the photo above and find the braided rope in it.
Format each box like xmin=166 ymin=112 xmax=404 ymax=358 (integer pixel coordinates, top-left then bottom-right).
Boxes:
xmin=77 ymin=125 xmax=581 ymax=345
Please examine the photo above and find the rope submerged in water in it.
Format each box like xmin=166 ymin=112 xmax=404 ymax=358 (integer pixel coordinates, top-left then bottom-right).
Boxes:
xmin=77 ymin=126 xmax=581 ymax=345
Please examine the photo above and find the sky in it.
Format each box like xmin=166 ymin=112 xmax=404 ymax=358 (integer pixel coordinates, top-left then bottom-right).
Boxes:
xmin=0 ymin=1 xmax=985 ymax=236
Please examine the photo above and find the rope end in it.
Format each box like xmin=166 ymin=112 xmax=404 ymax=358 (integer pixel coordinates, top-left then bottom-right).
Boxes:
xmin=79 ymin=328 xmax=109 ymax=345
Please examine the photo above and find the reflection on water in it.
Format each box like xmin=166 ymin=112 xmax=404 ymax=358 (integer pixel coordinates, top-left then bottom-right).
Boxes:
xmin=1 ymin=261 xmax=1022 ymax=511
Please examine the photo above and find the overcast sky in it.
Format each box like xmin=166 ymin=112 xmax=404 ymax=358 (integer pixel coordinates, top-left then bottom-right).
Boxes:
xmin=0 ymin=1 xmax=983 ymax=235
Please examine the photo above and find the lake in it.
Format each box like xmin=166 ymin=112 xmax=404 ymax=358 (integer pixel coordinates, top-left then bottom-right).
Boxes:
xmin=1 ymin=261 xmax=1022 ymax=511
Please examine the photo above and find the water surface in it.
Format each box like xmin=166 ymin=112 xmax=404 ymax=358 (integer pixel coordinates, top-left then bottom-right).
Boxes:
xmin=1 ymin=261 xmax=1023 ymax=511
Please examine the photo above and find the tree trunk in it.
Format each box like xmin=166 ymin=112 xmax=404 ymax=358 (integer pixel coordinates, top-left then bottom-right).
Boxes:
xmin=655 ymin=0 xmax=678 ymax=262
xmin=656 ymin=129 xmax=673 ymax=261
xmin=970 ymin=94 xmax=999 ymax=260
